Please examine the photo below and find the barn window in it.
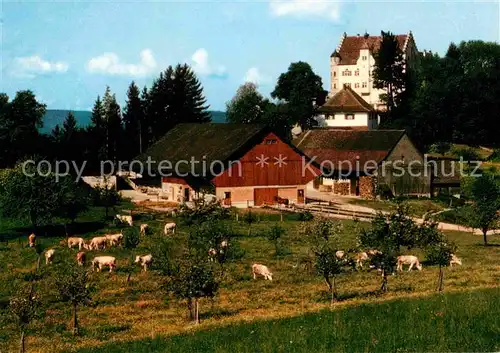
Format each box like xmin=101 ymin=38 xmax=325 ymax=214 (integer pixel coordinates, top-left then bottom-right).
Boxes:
xmin=265 ymin=139 xmax=277 ymax=145
xmin=345 ymin=114 xmax=354 ymax=120
xmin=224 ymin=191 xmax=231 ymax=199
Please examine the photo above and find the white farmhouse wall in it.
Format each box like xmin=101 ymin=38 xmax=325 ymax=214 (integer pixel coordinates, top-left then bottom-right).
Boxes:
xmin=322 ymin=112 xmax=369 ymax=128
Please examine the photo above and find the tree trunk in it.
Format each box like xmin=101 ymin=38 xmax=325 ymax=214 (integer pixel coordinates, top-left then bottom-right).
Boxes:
xmin=380 ymin=270 xmax=388 ymax=292
xmin=36 ymin=255 xmax=41 ymax=271
xmin=195 ymin=298 xmax=199 ymax=324
xmin=187 ymin=298 xmax=195 ymax=321
xmin=73 ymin=303 xmax=79 ymax=336
xmin=19 ymin=330 xmax=25 ymax=353
xmin=331 ymin=275 xmax=337 ymax=304
xmin=482 ymin=229 xmax=488 ymax=246
xmin=126 ymin=272 xmax=132 ymax=283
xmin=437 ymin=266 xmax=444 ymax=292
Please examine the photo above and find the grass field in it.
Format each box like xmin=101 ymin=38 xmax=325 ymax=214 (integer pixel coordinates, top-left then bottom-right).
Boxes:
xmin=348 ymin=198 xmax=448 ymax=217
xmin=76 ymin=287 xmax=500 ymax=353
xmin=1 ymin=203 xmax=499 ymax=353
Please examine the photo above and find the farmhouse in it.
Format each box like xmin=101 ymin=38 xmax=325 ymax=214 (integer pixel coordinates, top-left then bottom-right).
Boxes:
xmin=294 ymin=128 xmax=431 ymax=198
xmin=316 ymin=85 xmax=379 ymax=130
xmin=135 ymin=124 xmax=319 ymax=207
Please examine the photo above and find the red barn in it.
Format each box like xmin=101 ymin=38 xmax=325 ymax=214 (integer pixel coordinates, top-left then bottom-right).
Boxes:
xmin=137 ymin=124 xmax=319 ymax=207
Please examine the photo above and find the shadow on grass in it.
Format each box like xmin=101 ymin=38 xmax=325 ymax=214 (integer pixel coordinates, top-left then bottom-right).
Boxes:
xmin=5 ymin=221 xmax=107 ymax=239
xmin=200 ymin=308 xmax=241 ymax=321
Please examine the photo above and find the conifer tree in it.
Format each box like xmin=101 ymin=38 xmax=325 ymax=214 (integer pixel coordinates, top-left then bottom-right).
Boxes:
xmin=123 ymin=81 xmax=143 ymax=158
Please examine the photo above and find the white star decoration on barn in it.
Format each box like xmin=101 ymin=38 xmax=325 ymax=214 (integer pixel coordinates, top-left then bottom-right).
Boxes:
xmin=256 ymin=154 xmax=269 ymax=168
xmin=273 ymin=154 xmax=288 ymax=167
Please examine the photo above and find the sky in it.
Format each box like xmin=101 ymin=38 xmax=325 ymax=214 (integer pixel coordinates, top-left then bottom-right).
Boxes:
xmin=1 ymin=0 xmax=499 ymax=112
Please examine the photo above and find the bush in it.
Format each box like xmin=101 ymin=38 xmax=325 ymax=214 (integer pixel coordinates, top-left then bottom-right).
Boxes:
xmin=376 ymin=184 xmax=393 ymax=200
xmin=428 ymin=142 xmax=451 ymax=155
xmin=451 ymin=146 xmax=480 ymax=161
xmin=123 ymin=228 xmax=140 ymax=249
xmin=297 ymin=211 xmax=314 ymax=221
xmin=179 ymin=198 xmax=230 ymax=225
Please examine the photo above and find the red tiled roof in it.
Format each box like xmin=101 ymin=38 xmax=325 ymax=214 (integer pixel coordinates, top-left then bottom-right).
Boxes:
xmin=319 ymin=86 xmax=374 ymax=113
xmin=294 ymin=129 xmax=406 ymax=170
xmin=334 ymin=34 xmax=408 ymax=65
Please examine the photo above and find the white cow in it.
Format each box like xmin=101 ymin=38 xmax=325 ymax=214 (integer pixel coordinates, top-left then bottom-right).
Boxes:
xmin=76 ymin=251 xmax=86 ymax=266
xmin=92 ymin=256 xmax=117 ymax=273
xmin=355 ymin=252 xmax=369 ymax=269
xmin=140 ymin=224 xmax=149 ymax=236
xmin=208 ymin=248 xmax=217 ymax=261
xmin=252 ymin=263 xmax=273 ymax=281
xmin=335 ymin=250 xmax=345 ymax=260
xmin=89 ymin=236 xmax=108 ymax=250
xmin=116 ymin=214 xmax=133 ymax=226
xmin=164 ymin=222 xmax=176 ymax=235
xmin=397 ymin=255 xmax=422 ymax=272
xmin=45 ymin=249 xmax=55 ymax=265
xmin=105 ymin=233 xmax=123 ymax=247
xmin=135 ymin=254 xmax=153 ymax=272
xmin=66 ymin=237 xmax=87 ymax=250
xmin=450 ymin=254 xmax=462 ymax=267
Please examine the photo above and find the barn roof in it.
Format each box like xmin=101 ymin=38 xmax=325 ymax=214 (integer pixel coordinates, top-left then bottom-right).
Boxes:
xmin=137 ymin=123 xmax=269 ymax=176
xmin=319 ymin=86 xmax=374 ymax=113
xmin=294 ymin=129 xmax=406 ymax=170
xmin=332 ymin=33 xmax=408 ymax=65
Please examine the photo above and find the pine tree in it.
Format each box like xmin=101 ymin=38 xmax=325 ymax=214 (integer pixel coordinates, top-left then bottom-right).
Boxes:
xmin=103 ymin=89 xmax=122 ymax=163
xmin=171 ymin=64 xmax=211 ymax=125
xmin=140 ymin=86 xmax=151 ymax=151
xmin=61 ymin=112 xmax=79 ymax=161
xmin=147 ymin=67 xmax=174 ymax=141
xmin=62 ymin=112 xmax=78 ymax=140
xmin=372 ymin=31 xmax=407 ymax=112
xmin=88 ymin=96 xmax=106 ymax=167
xmin=123 ymin=81 xmax=143 ymax=159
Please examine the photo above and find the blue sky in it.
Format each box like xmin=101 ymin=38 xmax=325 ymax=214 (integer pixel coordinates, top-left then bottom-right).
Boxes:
xmin=1 ymin=0 xmax=499 ymax=112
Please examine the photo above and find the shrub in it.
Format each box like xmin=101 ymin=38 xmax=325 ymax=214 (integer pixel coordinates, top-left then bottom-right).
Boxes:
xmin=428 ymin=142 xmax=451 ymax=155
xmin=376 ymin=184 xmax=393 ymax=200
xmin=451 ymin=146 xmax=480 ymax=161
xmin=179 ymin=198 xmax=230 ymax=225
xmin=123 ymin=227 xmax=140 ymax=249
xmin=297 ymin=211 xmax=314 ymax=221
xmin=267 ymin=224 xmax=286 ymax=256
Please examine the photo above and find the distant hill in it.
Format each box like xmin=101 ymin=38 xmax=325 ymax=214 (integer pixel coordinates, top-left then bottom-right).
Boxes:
xmin=41 ymin=110 xmax=226 ymax=133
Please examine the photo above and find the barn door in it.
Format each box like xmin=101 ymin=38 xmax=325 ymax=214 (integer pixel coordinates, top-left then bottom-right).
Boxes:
xmin=254 ymin=188 xmax=278 ymax=206
xmin=184 ymin=188 xmax=190 ymax=201
xmin=297 ymin=189 xmax=305 ymax=203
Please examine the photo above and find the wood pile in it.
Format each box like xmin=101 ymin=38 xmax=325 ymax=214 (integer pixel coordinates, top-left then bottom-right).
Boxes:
xmin=332 ymin=180 xmax=350 ymax=195
xmin=319 ymin=185 xmax=332 ymax=192
xmin=359 ymin=176 xmax=376 ymax=199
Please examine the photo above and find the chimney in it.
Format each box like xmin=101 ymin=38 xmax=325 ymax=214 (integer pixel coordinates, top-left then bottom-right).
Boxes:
xmin=364 ymin=32 xmax=369 ymax=39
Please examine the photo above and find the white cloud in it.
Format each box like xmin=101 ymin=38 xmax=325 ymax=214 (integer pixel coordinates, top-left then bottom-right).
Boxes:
xmin=269 ymin=0 xmax=341 ymax=21
xmin=244 ymin=67 xmax=271 ymax=85
xmin=86 ymin=49 xmax=157 ymax=77
xmin=13 ymin=55 xmax=68 ymax=78
xmin=191 ymin=48 xmax=227 ymax=78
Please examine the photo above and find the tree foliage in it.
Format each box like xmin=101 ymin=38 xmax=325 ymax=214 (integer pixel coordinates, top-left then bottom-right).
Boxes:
xmin=271 ymin=61 xmax=326 ymax=130
xmin=54 ymin=264 xmax=93 ymax=335
xmin=9 ymin=284 xmax=40 ymax=353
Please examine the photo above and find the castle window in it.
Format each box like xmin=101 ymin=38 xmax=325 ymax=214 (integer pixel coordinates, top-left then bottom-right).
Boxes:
xmin=345 ymin=114 xmax=355 ymax=120
xmin=362 ymin=56 xmax=367 ymax=60
xmin=362 ymin=82 xmax=367 ymax=88
xmin=345 ymin=83 xmax=351 ymax=87
xmin=333 ymin=83 xmax=336 ymax=89
xmin=333 ymin=71 xmax=336 ymax=77
xmin=355 ymin=70 xmax=359 ymax=76
xmin=354 ymin=83 xmax=360 ymax=88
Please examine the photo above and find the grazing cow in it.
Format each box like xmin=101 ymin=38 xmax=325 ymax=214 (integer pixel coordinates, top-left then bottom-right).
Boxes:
xmin=28 ymin=233 xmax=36 ymax=248
xmin=116 ymin=214 xmax=133 ymax=226
xmin=140 ymin=224 xmax=149 ymax=236
xmin=221 ymin=240 xmax=229 ymax=249
xmin=367 ymin=249 xmax=382 ymax=256
xmin=105 ymin=233 xmax=123 ymax=247
xmin=45 ymin=249 xmax=55 ymax=265
xmin=164 ymin=222 xmax=176 ymax=235
xmin=65 ymin=237 xmax=87 ymax=250
xmin=355 ymin=252 xmax=369 ymax=269
xmin=92 ymin=256 xmax=116 ymax=273
xmin=450 ymin=254 xmax=462 ymax=267
xmin=208 ymin=248 xmax=217 ymax=261
xmin=335 ymin=250 xmax=345 ymax=260
xmin=77 ymin=251 xmax=86 ymax=266
xmin=397 ymin=255 xmax=422 ymax=272
xmin=252 ymin=263 xmax=273 ymax=281
xmin=135 ymin=254 xmax=153 ymax=272
xmin=89 ymin=236 xmax=108 ymax=250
